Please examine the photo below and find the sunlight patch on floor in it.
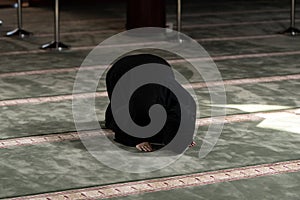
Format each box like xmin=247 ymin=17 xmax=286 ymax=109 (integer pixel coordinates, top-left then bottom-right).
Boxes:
xmin=211 ymin=104 xmax=292 ymax=113
xmin=256 ymin=112 xmax=300 ymax=134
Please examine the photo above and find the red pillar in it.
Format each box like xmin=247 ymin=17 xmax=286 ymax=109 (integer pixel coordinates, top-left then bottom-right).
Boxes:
xmin=126 ymin=0 xmax=166 ymax=29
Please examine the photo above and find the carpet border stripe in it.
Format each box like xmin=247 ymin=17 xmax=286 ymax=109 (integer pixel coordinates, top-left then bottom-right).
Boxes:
xmin=7 ymin=160 xmax=300 ymax=200
xmin=1 ymin=109 xmax=298 ymax=149
xmin=0 ymin=73 xmax=299 ymax=107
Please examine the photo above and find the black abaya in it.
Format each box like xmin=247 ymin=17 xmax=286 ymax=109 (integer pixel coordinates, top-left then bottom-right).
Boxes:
xmin=105 ymin=54 xmax=196 ymax=149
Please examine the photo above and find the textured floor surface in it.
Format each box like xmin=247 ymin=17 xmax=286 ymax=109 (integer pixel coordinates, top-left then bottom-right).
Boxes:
xmin=0 ymin=0 xmax=300 ymax=199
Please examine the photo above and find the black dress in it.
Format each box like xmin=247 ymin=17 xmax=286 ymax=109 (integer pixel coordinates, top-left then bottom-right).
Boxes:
xmin=105 ymin=54 xmax=196 ymax=150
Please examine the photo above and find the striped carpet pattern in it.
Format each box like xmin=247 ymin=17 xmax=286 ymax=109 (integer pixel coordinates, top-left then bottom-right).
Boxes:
xmin=9 ymin=160 xmax=300 ymax=200
xmin=0 ymin=0 xmax=299 ymax=199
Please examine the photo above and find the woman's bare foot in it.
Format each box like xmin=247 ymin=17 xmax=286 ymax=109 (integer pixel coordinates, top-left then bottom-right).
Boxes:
xmin=136 ymin=142 xmax=153 ymax=152
xmin=189 ymin=141 xmax=196 ymax=147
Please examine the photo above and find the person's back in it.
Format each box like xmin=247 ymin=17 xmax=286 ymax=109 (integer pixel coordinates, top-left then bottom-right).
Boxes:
xmin=105 ymin=54 xmax=196 ymax=152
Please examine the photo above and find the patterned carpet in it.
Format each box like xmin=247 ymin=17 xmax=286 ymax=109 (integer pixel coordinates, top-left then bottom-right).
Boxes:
xmin=0 ymin=0 xmax=299 ymax=199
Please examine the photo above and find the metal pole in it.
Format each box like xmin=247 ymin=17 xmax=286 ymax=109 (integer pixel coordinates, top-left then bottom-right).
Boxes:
xmin=177 ymin=0 xmax=181 ymax=32
xmin=176 ymin=0 xmax=184 ymax=43
xmin=279 ymin=0 xmax=300 ymax=36
xmin=17 ymin=0 xmax=22 ymax=29
xmin=41 ymin=0 xmax=69 ymax=50
xmin=6 ymin=0 xmax=31 ymax=38
xmin=291 ymin=0 xmax=295 ymax=28
xmin=55 ymin=0 xmax=59 ymax=46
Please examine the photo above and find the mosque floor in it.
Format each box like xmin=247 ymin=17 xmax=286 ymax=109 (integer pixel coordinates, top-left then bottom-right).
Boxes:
xmin=0 ymin=0 xmax=299 ymax=199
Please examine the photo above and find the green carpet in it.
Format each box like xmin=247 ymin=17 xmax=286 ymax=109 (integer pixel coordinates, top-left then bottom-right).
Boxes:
xmin=109 ymin=171 xmax=300 ymax=200
xmin=1 ymin=119 xmax=300 ymax=198
xmin=0 ymin=0 xmax=299 ymax=199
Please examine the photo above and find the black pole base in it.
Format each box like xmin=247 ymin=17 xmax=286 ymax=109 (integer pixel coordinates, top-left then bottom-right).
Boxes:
xmin=6 ymin=28 xmax=32 ymax=38
xmin=40 ymin=41 xmax=69 ymax=51
xmin=279 ymin=27 xmax=300 ymax=36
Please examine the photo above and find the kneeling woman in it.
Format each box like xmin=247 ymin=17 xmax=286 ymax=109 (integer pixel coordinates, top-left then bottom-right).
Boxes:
xmin=105 ymin=54 xmax=196 ymax=152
